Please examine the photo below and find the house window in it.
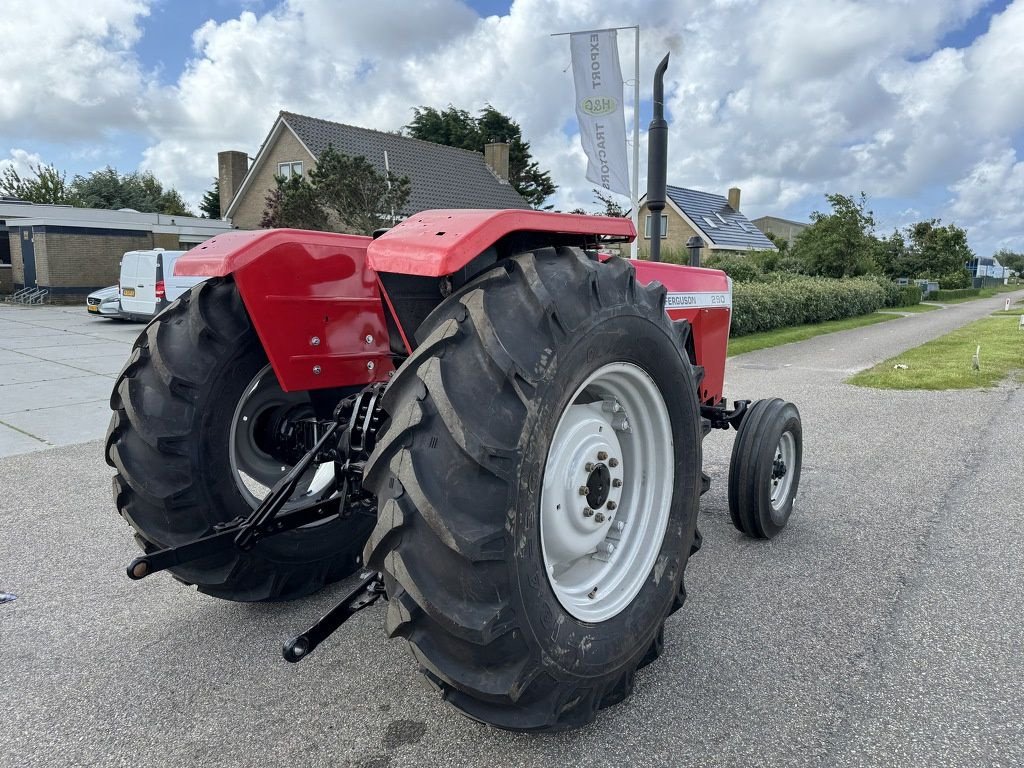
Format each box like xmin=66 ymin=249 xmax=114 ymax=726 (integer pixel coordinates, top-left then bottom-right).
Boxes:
xmin=277 ymin=161 xmax=304 ymax=178
xmin=644 ymin=214 xmax=668 ymax=239
xmin=703 ymin=216 xmax=719 ymax=229
xmin=715 ymin=212 xmax=728 ymax=224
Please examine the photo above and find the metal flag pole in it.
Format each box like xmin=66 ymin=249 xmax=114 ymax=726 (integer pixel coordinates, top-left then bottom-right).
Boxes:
xmin=553 ymin=24 xmax=640 ymax=257
xmin=631 ymin=27 xmax=640 ymax=260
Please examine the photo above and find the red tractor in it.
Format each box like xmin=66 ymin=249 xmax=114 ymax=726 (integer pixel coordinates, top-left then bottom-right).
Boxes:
xmin=107 ymin=56 xmax=801 ymax=731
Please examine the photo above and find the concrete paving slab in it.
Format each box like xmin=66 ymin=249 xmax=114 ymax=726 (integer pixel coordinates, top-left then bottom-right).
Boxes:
xmin=0 ymin=349 xmax=35 ymax=365
xmin=0 ymin=333 xmax=114 ymax=350
xmin=53 ymin=357 xmax=127 ymax=377
xmin=0 ymin=376 xmax=114 ymax=415
xmin=19 ymin=341 xmax=132 ymax=362
xmin=0 ymin=420 xmax=49 ymax=454
xmin=0 ymin=399 xmax=111 ymax=448
xmin=0 ymin=360 xmax=94 ymax=385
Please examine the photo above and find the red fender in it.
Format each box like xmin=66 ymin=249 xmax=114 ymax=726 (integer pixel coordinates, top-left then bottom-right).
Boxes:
xmin=174 ymin=228 xmax=392 ymax=392
xmin=366 ymin=208 xmax=635 ymax=276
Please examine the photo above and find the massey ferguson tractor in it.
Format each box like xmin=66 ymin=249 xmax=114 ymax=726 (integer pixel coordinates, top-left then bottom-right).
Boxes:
xmin=106 ymin=56 xmax=802 ymax=731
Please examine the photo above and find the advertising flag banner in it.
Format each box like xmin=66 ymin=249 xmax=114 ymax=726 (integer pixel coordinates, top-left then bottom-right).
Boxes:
xmin=570 ymin=30 xmax=630 ymax=196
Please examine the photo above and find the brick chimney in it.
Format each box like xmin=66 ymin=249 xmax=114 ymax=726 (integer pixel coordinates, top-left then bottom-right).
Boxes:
xmin=484 ymin=142 xmax=510 ymax=182
xmin=727 ymin=187 xmax=741 ymax=211
xmin=218 ymin=150 xmax=249 ymax=218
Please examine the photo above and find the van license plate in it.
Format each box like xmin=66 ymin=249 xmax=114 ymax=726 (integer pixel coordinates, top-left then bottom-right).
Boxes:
xmin=123 ymin=288 xmax=135 ymax=297
xmin=88 ymin=305 xmax=98 ymax=312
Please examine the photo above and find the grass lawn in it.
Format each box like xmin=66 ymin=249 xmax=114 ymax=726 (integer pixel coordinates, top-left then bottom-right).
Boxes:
xmin=848 ymin=315 xmax=1024 ymax=390
xmin=937 ymin=285 xmax=1024 ymax=303
xmin=728 ymin=312 xmax=897 ymax=357
xmin=881 ymin=303 xmax=941 ymax=314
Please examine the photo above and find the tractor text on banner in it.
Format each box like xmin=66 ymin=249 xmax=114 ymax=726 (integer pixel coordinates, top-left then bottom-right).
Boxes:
xmin=570 ymin=30 xmax=630 ymax=197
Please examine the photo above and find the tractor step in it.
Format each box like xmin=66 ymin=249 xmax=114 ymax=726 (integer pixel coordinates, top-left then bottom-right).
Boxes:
xmin=282 ymin=571 xmax=387 ymax=663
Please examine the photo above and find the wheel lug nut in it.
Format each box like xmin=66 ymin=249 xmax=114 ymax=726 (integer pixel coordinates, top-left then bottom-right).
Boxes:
xmin=594 ymin=512 xmax=606 ymax=523
xmin=598 ymin=542 xmax=615 ymax=555
xmin=585 ymin=462 xmax=595 ymax=472
xmin=609 ymin=458 xmax=619 ymax=467
xmin=583 ymin=507 xmax=594 ymax=518
xmin=612 ymin=478 xmax=622 ymax=487
xmin=606 ymin=501 xmax=616 ymax=510
xmin=578 ymin=486 xmax=589 ymax=496
xmin=597 ymin=451 xmax=608 ymax=461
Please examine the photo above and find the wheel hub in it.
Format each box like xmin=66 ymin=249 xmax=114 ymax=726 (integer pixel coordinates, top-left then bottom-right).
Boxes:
xmin=540 ymin=362 xmax=674 ymax=623
xmin=585 ymin=463 xmax=611 ymax=509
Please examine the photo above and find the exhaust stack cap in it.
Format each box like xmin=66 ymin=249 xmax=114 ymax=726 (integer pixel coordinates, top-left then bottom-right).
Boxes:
xmin=646 ymin=53 xmax=671 ymax=262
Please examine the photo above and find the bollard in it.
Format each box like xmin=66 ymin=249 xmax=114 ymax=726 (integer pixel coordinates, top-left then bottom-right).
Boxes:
xmin=1006 ymin=298 xmax=1011 ymax=311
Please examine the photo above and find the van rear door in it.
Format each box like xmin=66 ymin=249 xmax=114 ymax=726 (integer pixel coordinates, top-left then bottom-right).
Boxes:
xmin=163 ymin=251 xmax=204 ymax=301
xmin=120 ymin=250 xmax=159 ymax=317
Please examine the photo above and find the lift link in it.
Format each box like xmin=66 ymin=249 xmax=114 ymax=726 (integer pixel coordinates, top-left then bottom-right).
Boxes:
xmin=282 ymin=571 xmax=387 ymax=663
xmin=125 ymin=383 xmax=389 ymax=582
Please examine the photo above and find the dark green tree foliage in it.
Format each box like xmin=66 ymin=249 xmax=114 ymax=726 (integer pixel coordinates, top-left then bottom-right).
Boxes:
xmin=407 ymin=105 xmax=557 ymax=208
xmin=260 ymin=174 xmax=329 ymax=231
xmin=311 ymin=149 xmax=411 ymax=235
xmin=70 ymin=166 xmax=193 ymax=215
xmin=200 ymin=178 xmax=221 ymax=218
xmin=907 ymin=220 xmax=974 ymax=283
xmin=791 ymin=193 xmax=877 ymax=278
xmin=0 ymin=163 xmax=74 ymax=204
xmin=260 ymin=146 xmax=410 ymax=235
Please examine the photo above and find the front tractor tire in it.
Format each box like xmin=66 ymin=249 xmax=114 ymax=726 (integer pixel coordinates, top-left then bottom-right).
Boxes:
xmin=105 ymin=277 xmax=374 ymax=602
xmin=728 ymin=398 xmax=803 ymax=539
xmin=363 ymin=248 xmax=703 ymax=731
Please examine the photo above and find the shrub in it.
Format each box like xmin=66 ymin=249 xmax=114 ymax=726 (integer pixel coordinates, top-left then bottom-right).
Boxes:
xmin=703 ymin=253 xmax=761 ymax=282
xmin=859 ymin=274 xmax=902 ymax=307
xmin=731 ymin=276 xmax=886 ymax=336
xmin=933 ymin=287 xmax=980 ymax=301
xmin=897 ymin=285 xmax=922 ymax=307
xmin=937 ymin=269 xmax=972 ymax=289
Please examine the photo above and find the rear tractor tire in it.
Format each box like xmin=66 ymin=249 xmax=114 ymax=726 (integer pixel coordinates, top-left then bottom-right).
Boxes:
xmin=105 ymin=277 xmax=374 ymax=602
xmin=363 ymin=247 xmax=703 ymax=731
xmin=727 ymin=398 xmax=803 ymax=539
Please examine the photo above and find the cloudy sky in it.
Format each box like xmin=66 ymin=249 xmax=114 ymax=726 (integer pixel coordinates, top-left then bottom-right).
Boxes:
xmin=1 ymin=0 xmax=1022 ymax=255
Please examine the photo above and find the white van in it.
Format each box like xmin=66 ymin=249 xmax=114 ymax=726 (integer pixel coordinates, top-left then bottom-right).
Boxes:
xmin=118 ymin=249 xmax=205 ymax=321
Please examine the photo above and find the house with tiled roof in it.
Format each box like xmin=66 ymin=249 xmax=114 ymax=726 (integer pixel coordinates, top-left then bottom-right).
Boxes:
xmin=637 ymin=185 xmax=776 ymax=258
xmin=219 ymin=111 xmax=530 ymax=229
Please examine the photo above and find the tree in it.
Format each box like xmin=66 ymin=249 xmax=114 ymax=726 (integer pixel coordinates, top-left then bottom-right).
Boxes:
xmin=994 ymin=249 xmax=1024 ymax=274
xmin=406 ymin=105 xmax=556 ymax=208
xmin=905 ymin=220 xmax=973 ymax=280
xmin=259 ymin=146 xmax=411 ymax=235
xmin=200 ymin=179 xmax=221 ymax=219
xmin=311 ymin=147 xmax=411 ymax=235
xmin=69 ymin=167 xmax=194 ymax=215
xmin=260 ymin=173 xmax=329 ymax=230
xmin=763 ymin=231 xmax=789 ymax=254
xmin=791 ymin=193 xmax=877 ymax=278
xmin=0 ymin=162 xmax=74 ymax=204
xmin=592 ymin=189 xmax=626 ymax=217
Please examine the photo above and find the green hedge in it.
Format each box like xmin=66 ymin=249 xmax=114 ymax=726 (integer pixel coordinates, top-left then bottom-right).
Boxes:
xmin=934 ymin=287 xmax=980 ymax=301
xmin=897 ymin=285 xmax=922 ymax=307
xmin=731 ymin=277 xmax=886 ymax=336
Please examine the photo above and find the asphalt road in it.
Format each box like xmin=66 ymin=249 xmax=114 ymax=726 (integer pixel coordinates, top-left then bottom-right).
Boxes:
xmin=2 ymin=289 xmax=1022 ymax=767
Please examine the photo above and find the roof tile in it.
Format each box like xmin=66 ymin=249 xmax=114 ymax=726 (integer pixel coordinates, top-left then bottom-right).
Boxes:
xmin=281 ymin=112 xmax=531 ymax=213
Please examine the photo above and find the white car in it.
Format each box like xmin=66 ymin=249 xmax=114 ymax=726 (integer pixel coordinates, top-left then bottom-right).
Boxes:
xmin=118 ymin=249 xmax=205 ymax=322
xmin=86 ymin=285 xmax=123 ymax=319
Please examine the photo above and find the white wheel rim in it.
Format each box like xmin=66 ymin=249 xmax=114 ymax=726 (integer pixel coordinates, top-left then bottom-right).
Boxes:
xmin=228 ymin=364 xmax=336 ymax=510
xmin=540 ymin=362 xmax=674 ymax=623
xmin=770 ymin=431 xmax=796 ymax=513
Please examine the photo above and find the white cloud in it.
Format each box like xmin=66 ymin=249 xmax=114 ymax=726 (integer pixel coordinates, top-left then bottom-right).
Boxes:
xmin=3 ymin=0 xmax=1024 ymax=253
xmin=0 ymin=0 xmax=151 ymax=140
xmin=0 ymin=149 xmax=45 ymax=178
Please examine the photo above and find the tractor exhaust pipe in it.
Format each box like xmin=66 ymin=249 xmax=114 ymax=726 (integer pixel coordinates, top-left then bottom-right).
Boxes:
xmin=646 ymin=53 xmax=670 ymax=263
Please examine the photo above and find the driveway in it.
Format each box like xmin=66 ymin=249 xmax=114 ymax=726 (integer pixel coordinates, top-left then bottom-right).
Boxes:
xmin=2 ymin=289 xmax=1022 ymax=768
xmin=0 ymin=305 xmax=139 ymax=456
